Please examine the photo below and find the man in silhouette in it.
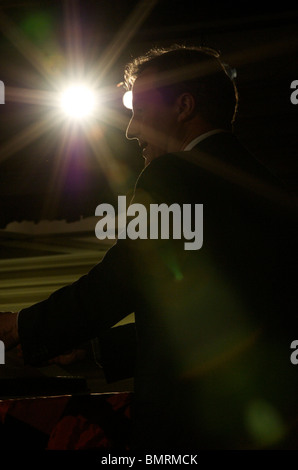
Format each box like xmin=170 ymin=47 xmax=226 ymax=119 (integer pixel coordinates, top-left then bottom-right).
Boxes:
xmin=1 ymin=45 xmax=297 ymax=449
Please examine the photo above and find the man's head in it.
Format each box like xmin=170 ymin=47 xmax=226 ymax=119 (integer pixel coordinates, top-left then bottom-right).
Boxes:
xmin=124 ymin=45 xmax=238 ymax=166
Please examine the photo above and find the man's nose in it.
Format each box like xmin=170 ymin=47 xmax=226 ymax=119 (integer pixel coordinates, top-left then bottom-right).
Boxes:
xmin=126 ymin=114 xmax=139 ymax=141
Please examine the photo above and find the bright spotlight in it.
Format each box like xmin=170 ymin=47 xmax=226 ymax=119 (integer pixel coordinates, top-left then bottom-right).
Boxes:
xmin=60 ymin=84 xmax=96 ymax=120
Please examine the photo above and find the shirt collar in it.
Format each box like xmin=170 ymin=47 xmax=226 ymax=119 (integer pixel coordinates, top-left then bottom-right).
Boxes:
xmin=183 ymin=129 xmax=227 ymax=151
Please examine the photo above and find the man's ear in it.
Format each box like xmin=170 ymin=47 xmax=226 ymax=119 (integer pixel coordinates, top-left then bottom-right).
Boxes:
xmin=176 ymin=93 xmax=196 ymax=122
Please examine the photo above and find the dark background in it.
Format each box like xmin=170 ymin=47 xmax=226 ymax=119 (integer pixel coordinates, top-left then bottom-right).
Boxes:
xmin=0 ymin=0 xmax=297 ymax=229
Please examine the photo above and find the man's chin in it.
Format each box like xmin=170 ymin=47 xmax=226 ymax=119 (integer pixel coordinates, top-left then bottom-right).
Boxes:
xmin=143 ymin=153 xmax=152 ymax=167
xmin=143 ymin=150 xmax=161 ymax=167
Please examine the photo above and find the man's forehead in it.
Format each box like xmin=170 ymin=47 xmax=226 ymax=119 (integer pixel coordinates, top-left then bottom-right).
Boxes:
xmin=132 ymin=64 xmax=183 ymax=100
xmin=132 ymin=67 xmax=159 ymax=99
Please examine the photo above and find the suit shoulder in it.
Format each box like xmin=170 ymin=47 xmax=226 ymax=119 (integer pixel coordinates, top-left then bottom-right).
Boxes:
xmin=134 ymin=153 xmax=201 ymax=205
xmin=136 ymin=153 xmax=199 ymax=188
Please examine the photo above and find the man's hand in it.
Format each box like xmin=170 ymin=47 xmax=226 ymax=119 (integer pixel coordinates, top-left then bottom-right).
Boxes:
xmin=0 ymin=312 xmax=19 ymax=350
xmin=48 ymin=349 xmax=87 ymax=366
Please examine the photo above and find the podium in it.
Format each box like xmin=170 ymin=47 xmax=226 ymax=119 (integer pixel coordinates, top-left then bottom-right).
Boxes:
xmin=0 ymin=341 xmax=134 ymax=450
xmin=0 ymin=383 xmax=133 ymax=450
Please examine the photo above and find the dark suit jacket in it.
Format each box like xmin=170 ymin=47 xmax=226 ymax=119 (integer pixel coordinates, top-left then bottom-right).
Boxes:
xmin=18 ymin=132 xmax=298 ymax=449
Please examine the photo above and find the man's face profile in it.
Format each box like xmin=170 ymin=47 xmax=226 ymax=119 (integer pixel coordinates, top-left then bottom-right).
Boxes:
xmin=126 ymin=67 xmax=181 ymax=166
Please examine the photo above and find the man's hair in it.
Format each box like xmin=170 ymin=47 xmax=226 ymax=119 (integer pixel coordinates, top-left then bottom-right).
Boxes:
xmin=124 ymin=44 xmax=238 ymax=129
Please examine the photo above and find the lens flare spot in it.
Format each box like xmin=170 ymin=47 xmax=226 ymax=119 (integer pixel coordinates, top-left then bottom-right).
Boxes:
xmin=245 ymin=399 xmax=286 ymax=447
xmin=21 ymin=12 xmax=54 ymax=43
xmin=123 ymin=90 xmax=132 ymax=110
